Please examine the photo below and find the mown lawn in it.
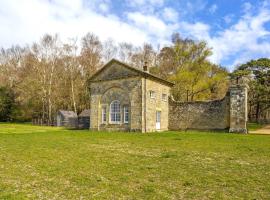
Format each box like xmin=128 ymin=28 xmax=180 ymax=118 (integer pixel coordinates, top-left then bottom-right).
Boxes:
xmin=248 ymin=122 xmax=264 ymax=131
xmin=0 ymin=123 xmax=270 ymax=199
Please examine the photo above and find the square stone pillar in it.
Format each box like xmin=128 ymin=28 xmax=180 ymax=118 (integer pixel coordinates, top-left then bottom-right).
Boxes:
xmin=229 ymin=84 xmax=248 ymax=133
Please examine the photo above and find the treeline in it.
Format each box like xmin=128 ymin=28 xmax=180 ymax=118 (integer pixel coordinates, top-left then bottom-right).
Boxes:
xmin=0 ymin=32 xmax=229 ymax=122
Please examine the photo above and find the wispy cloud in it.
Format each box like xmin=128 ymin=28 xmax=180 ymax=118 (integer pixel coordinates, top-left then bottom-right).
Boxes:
xmin=242 ymin=2 xmax=253 ymax=13
xmin=0 ymin=0 xmax=269 ymax=69
xmin=126 ymin=11 xmax=178 ymax=44
xmin=126 ymin=0 xmax=165 ymax=7
xmin=185 ymin=0 xmax=208 ymax=14
xmin=162 ymin=7 xmax=179 ymax=22
xmin=223 ymin=14 xmax=234 ymax=24
xmin=207 ymin=8 xmax=270 ymax=69
xmin=209 ymin=4 xmax=218 ymax=14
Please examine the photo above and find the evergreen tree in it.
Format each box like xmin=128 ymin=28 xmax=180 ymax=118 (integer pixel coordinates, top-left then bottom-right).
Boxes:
xmin=0 ymin=87 xmax=15 ymax=121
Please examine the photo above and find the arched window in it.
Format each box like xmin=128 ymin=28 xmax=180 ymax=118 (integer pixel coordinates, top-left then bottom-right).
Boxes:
xmin=110 ymin=100 xmax=121 ymax=123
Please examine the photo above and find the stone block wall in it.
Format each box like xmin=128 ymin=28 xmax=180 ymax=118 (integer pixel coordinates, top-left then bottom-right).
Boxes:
xmin=168 ymin=95 xmax=230 ymax=130
xmin=169 ymin=83 xmax=249 ymax=133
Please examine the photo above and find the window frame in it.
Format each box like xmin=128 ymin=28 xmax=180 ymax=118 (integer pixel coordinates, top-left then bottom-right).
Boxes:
xmin=162 ymin=93 xmax=167 ymax=101
xmin=101 ymin=105 xmax=107 ymax=124
xmin=149 ymin=90 xmax=156 ymax=99
xmin=123 ymin=105 xmax=129 ymax=124
xmin=110 ymin=100 xmax=121 ymax=124
xmin=156 ymin=111 xmax=161 ymax=123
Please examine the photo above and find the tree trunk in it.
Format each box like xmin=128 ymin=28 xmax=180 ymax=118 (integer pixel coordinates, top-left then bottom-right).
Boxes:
xmin=48 ymin=63 xmax=55 ymax=124
xmin=71 ymin=79 xmax=77 ymax=113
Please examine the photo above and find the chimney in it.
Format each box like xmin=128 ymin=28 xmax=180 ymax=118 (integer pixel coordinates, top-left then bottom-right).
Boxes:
xmin=143 ymin=61 xmax=149 ymax=73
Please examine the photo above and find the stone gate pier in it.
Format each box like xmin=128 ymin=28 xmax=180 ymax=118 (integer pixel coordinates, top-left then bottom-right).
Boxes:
xmin=229 ymin=79 xmax=249 ymax=133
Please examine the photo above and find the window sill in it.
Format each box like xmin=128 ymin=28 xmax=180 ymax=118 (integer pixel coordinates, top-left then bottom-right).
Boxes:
xmin=109 ymin=122 xmax=121 ymax=125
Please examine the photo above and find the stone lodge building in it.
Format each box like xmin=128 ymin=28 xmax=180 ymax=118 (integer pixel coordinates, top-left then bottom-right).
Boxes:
xmin=89 ymin=59 xmax=174 ymax=132
xmin=89 ymin=59 xmax=249 ymax=133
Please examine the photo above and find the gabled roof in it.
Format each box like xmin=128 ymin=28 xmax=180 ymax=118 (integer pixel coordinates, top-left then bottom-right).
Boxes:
xmin=89 ymin=59 xmax=174 ymax=87
xmin=58 ymin=110 xmax=77 ymax=118
xmin=79 ymin=109 xmax=91 ymax=117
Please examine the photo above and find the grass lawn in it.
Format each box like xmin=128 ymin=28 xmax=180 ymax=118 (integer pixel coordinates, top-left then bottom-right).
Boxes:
xmin=248 ymin=122 xmax=264 ymax=131
xmin=0 ymin=123 xmax=270 ymax=199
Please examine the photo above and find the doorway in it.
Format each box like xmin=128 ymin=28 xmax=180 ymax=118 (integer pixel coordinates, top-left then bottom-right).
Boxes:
xmin=156 ymin=111 xmax=161 ymax=130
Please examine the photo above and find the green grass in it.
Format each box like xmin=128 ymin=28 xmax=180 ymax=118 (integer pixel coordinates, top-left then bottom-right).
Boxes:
xmin=248 ymin=122 xmax=264 ymax=131
xmin=0 ymin=123 xmax=270 ymax=199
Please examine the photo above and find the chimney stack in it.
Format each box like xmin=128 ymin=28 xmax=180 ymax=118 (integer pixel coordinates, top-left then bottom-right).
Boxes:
xmin=143 ymin=61 xmax=149 ymax=73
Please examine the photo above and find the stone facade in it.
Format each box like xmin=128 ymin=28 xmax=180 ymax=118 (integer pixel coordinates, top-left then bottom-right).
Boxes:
xmin=89 ymin=59 xmax=173 ymax=132
xmin=142 ymin=78 xmax=171 ymax=132
xmin=89 ymin=59 xmax=249 ymax=133
xmin=90 ymin=77 xmax=142 ymax=131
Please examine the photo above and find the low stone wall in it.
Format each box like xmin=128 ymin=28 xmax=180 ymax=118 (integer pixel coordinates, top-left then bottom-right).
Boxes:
xmin=168 ymin=95 xmax=230 ymax=130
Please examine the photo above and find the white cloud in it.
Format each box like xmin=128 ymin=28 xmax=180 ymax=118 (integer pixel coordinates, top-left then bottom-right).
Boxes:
xmin=124 ymin=0 xmax=165 ymax=15
xmin=127 ymin=12 xmax=166 ymax=31
xmin=127 ymin=0 xmax=164 ymax=7
xmin=0 ymin=0 xmax=150 ymax=48
xmin=223 ymin=14 xmax=234 ymax=24
xmin=162 ymin=7 xmax=179 ymax=22
xmin=186 ymin=0 xmax=208 ymax=14
xmin=180 ymin=22 xmax=210 ymax=41
xmin=207 ymin=8 xmax=270 ymax=69
xmin=127 ymin=12 xmax=178 ymax=44
xmin=243 ymin=2 xmax=252 ymax=13
xmin=175 ymin=6 xmax=270 ymax=69
xmin=209 ymin=4 xmax=218 ymax=14
xmin=99 ymin=3 xmax=110 ymax=13
xmin=0 ymin=0 xmax=269 ymax=69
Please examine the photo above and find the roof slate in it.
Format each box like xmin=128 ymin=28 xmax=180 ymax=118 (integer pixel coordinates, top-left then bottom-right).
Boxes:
xmin=58 ymin=110 xmax=77 ymax=117
xmin=79 ymin=109 xmax=91 ymax=117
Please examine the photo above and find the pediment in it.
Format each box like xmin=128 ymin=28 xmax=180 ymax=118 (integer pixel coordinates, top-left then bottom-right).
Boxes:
xmin=90 ymin=60 xmax=140 ymax=82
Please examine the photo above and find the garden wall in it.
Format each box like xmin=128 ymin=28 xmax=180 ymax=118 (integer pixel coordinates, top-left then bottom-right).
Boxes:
xmin=168 ymin=94 xmax=230 ymax=131
xmin=169 ymin=81 xmax=249 ymax=133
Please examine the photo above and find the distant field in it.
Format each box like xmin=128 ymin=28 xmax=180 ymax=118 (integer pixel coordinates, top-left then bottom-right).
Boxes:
xmin=0 ymin=123 xmax=270 ymax=199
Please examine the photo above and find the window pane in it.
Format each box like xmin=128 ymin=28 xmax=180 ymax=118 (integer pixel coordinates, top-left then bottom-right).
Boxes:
xmin=124 ymin=106 xmax=129 ymax=123
xmin=162 ymin=93 xmax=167 ymax=101
xmin=156 ymin=111 xmax=161 ymax=123
xmin=116 ymin=113 xmax=121 ymax=121
xmin=150 ymin=90 xmax=155 ymax=98
xmin=110 ymin=101 xmax=121 ymax=123
xmin=102 ymin=106 xmax=106 ymax=123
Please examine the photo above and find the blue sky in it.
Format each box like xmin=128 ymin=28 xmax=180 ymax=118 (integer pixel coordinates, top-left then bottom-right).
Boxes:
xmin=0 ymin=0 xmax=270 ymax=70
